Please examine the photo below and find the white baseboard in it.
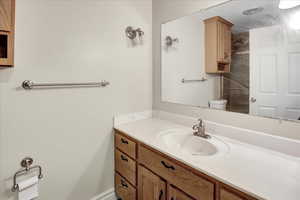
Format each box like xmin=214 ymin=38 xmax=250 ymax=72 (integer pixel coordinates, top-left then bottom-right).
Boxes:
xmin=90 ymin=188 xmax=117 ymax=200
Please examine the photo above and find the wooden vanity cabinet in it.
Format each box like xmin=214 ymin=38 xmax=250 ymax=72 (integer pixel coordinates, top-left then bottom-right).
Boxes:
xmin=220 ymin=185 xmax=258 ymax=200
xmin=115 ymin=149 xmax=136 ymax=185
xmin=114 ymin=130 xmax=258 ymax=200
xmin=204 ymin=16 xmax=233 ymax=73
xmin=168 ymin=186 xmax=194 ymax=200
xmin=115 ymin=173 xmax=136 ymax=200
xmin=139 ymin=145 xmax=214 ymax=200
xmin=220 ymin=189 xmax=245 ymax=200
xmin=0 ymin=0 xmax=15 ymax=66
xmin=115 ymin=133 xmax=136 ymax=159
xmin=138 ymin=166 xmax=166 ymax=200
xmin=115 ymin=132 xmax=137 ymax=200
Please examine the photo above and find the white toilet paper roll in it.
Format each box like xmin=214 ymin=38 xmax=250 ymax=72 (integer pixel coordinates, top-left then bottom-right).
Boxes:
xmin=18 ymin=176 xmax=39 ymax=200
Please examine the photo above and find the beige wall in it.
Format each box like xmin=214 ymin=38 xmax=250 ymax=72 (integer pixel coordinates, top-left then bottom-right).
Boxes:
xmin=153 ymin=0 xmax=300 ymax=140
xmin=0 ymin=0 xmax=152 ymax=199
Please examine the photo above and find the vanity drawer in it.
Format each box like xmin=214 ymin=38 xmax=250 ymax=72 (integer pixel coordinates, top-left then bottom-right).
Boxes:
xmin=221 ymin=189 xmax=245 ymax=200
xmin=115 ymin=173 xmax=136 ymax=200
xmin=115 ymin=132 xmax=136 ymax=159
xmin=115 ymin=149 xmax=136 ymax=185
xmin=139 ymin=146 xmax=214 ymax=200
xmin=220 ymin=187 xmax=257 ymax=200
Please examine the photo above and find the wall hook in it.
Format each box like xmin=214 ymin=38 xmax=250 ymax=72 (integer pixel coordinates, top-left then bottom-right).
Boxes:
xmin=125 ymin=26 xmax=144 ymax=40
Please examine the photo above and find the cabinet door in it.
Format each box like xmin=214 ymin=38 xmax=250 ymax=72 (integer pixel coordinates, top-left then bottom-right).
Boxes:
xmin=217 ymin=22 xmax=231 ymax=64
xmin=138 ymin=166 xmax=166 ymax=200
xmin=168 ymin=186 xmax=194 ymax=200
xmin=0 ymin=0 xmax=12 ymax=31
xmin=217 ymin=21 xmax=225 ymax=62
xmin=223 ymin=23 xmax=231 ymax=63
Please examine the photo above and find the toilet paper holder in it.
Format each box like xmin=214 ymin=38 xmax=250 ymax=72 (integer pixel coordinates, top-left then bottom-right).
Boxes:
xmin=11 ymin=157 xmax=43 ymax=192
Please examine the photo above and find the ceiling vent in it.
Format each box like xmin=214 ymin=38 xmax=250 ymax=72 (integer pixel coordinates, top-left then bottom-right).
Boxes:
xmin=242 ymin=7 xmax=264 ymax=16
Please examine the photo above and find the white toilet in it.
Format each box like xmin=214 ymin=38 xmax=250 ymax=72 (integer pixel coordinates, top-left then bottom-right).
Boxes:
xmin=209 ymin=99 xmax=227 ymax=110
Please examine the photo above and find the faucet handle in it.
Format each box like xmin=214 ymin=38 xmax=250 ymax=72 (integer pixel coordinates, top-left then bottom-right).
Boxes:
xmin=198 ymin=118 xmax=204 ymax=126
xmin=192 ymin=124 xmax=199 ymax=130
xmin=201 ymin=122 xmax=205 ymax=130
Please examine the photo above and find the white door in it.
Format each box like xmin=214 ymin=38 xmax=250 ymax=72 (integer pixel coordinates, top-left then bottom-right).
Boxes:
xmin=250 ymin=25 xmax=300 ymax=120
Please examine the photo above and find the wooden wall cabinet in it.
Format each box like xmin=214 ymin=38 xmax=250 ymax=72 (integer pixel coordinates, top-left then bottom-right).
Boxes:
xmin=114 ymin=131 xmax=258 ymax=200
xmin=204 ymin=16 xmax=233 ymax=73
xmin=0 ymin=0 xmax=15 ymax=67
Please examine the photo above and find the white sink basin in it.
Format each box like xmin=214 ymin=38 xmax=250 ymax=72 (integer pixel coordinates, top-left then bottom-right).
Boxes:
xmin=156 ymin=129 xmax=229 ymax=157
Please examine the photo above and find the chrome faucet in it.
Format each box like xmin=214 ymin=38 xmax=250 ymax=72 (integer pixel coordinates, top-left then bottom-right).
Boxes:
xmin=192 ymin=119 xmax=211 ymax=139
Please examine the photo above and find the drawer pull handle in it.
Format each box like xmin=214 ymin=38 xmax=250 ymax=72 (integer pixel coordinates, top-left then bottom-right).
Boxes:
xmin=121 ymin=180 xmax=128 ymax=188
xmin=161 ymin=161 xmax=175 ymax=170
xmin=121 ymin=155 xmax=128 ymax=162
xmin=121 ymin=138 xmax=129 ymax=144
xmin=159 ymin=190 xmax=163 ymax=200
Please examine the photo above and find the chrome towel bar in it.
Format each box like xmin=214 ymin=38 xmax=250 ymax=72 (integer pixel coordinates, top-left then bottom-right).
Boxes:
xmin=22 ymin=80 xmax=110 ymax=90
xmin=181 ymin=78 xmax=207 ymax=83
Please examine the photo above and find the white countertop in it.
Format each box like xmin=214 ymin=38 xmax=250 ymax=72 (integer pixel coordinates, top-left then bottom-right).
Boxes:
xmin=114 ymin=114 xmax=300 ymax=200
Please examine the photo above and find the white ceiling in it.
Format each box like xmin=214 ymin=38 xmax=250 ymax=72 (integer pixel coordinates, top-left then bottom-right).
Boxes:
xmin=194 ymin=0 xmax=285 ymax=33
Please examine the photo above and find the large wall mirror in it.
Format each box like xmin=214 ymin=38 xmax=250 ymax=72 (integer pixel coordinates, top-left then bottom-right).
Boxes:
xmin=161 ymin=0 xmax=300 ymax=122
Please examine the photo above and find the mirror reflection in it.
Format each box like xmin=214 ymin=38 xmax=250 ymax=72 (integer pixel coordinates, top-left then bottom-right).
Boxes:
xmin=161 ymin=0 xmax=300 ymax=121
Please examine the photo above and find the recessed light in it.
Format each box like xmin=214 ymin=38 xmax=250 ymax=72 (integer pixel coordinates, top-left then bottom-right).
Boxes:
xmin=289 ymin=11 xmax=300 ymax=30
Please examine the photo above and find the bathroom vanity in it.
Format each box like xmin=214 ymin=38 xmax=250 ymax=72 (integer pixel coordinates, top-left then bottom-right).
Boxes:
xmin=113 ymin=112 xmax=300 ymax=200
xmin=115 ymin=131 xmax=256 ymax=200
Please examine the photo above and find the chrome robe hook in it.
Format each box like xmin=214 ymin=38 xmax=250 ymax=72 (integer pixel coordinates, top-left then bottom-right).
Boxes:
xmin=125 ymin=26 xmax=144 ymax=40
